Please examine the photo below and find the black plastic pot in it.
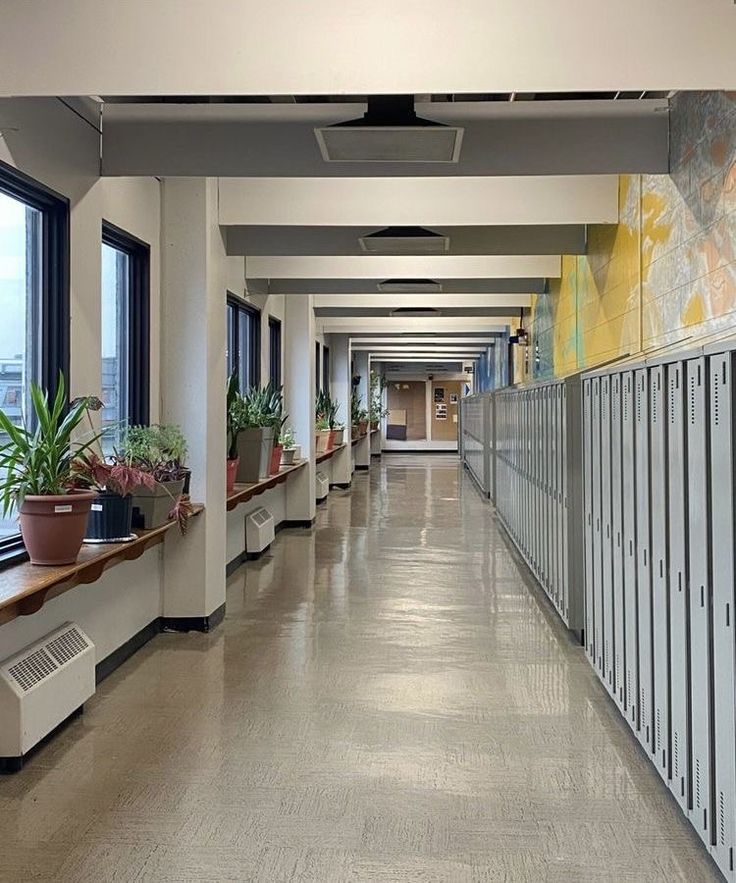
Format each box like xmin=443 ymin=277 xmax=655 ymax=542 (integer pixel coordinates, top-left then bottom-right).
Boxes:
xmin=85 ymin=492 xmax=133 ymax=541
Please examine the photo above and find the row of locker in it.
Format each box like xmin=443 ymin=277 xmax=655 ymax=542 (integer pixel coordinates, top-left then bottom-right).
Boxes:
xmin=493 ymin=377 xmax=584 ymax=635
xmin=583 ymin=349 xmax=736 ymax=880
xmin=459 ymin=393 xmax=493 ymax=498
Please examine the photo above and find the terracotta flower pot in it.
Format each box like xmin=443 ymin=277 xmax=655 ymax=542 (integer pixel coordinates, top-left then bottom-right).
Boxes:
xmin=327 ymin=429 xmax=336 ymax=450
xmin=269 ymin=444 xmax=283 ymax=475
xmin=316 ymin=429 xmax=331 ymax=453
xmin=358 ymin=420 xmax=369 ymax=436
xmin=19 ymin=490 xmax=97 ymax=566
xmin=226 ymin=457 xmax=239 ymax=493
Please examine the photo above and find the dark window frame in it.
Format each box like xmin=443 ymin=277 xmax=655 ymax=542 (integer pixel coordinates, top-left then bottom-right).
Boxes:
xmin=268 ymin=315 xmax=281 ymax=388
xmin=322 ymin=345 xmax=330 ymax=394
xmin=315 ymin=341 xmax=321 ymax=393
xmin=102 ymin=220 xmax=151 ymax=428
xmin=0 ymin=159 xmax=70 ymax=569
xmin=227 ymin=295 xmax=261 ymax=390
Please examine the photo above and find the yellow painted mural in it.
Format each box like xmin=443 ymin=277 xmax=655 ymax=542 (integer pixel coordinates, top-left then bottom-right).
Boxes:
xmin=530 ymin=91 xmax=736 ymax=380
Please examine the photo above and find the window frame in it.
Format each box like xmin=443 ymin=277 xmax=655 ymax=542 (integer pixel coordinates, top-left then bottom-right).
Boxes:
xmin=322 ymin=345 xmax=330 ymax=394
xmin=101 ymin=220 xmax=151 ymax=430
xmin=315 ymin=341 xmax=321 ymax=393
xmin=268 ymin=315 xmax=281 ymax=389
xmin=0 ymin=159 xmax=70 ymax=569
xmin=227 ymin=295 xmax=261 ymax=390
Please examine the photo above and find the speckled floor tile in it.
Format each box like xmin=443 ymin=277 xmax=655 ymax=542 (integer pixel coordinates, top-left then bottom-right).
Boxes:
xmin=0 ymin=455 xmax=721 ymax=882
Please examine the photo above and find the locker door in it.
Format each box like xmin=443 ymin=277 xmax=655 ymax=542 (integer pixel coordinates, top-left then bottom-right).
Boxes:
xmin=686 ymin=357 xmax=711 ymax=843
xmin=621 ymin=371 xmax=639 ymax=728
xmin=611 ymin=373 xmax=625 ymax=709
xmin=635 ymin=367 xmax=653 ymax=752
xmin=667 ymin=361 xmax=689 ymax=811
xmin=650 ymin=365 xmax=670 ymax=778
xmin=561 ymin=383 xmax=569 ymax=623
xmin=583 ymin=378 xmax=595 ymax=660
xmin=601 ymin=375 xmax=615 ymax=692
xmin=591 ymin=376 xmax=604 ymax=675
xmin=709 ymin=351 xmax=736 ymax=874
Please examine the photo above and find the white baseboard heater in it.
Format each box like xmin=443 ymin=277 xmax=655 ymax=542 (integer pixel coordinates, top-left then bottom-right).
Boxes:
xmin=316 ymin=471 xmax=329 ymax=501
xmin=0 ymin=622 xmax=95 ymax=772
xmin=245 ymin=506 xmax=275 ymax=556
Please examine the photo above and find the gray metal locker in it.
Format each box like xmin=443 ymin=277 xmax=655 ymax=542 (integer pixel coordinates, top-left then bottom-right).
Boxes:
xmin=621 ymin=370 xmax=638 ymax=727
xmin=635 ymin=367 xmax=653 ymax=751
xmin=561 ymin=382 xmax=570 ymax=623
xmin=708 ymin=350 xmax=736 ymax=874
xmin=601 ymin=375 xmax=615 ymax=692
xmin=591 ymin=376 xmax=604 ymax=674
xmin=649 ymin=364 xmax=670 ymax=778
xmin=686 ymin=356 xmax=712 ymax=842
xmin=583 ymin=378 xmax=595 ymax=660
xmin=666 ymin=361 xmax=689 ymax=810
xmin=610 ymin=373 xmax=625 ymax=709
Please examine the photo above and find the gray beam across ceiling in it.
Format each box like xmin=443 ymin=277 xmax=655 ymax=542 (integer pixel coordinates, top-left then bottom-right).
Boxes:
xmin=267 ymin=278 xmax=545 ymax=294
xmin=101 ymin=102 xmax=668 ymax=176
xmin=314 ymin=307 xmax=518 ymax=317
xmin=225 ymin=224 xmax=586 ymax=256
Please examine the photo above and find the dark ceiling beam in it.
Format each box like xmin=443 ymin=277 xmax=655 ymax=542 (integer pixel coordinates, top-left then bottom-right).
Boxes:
xmin=226 ymin=224 xmax=586 ymax=256
xmin=266 ymin=278 xmax=546 ymax=294
xmin=101 ymin=109 xmax=667 ymax=176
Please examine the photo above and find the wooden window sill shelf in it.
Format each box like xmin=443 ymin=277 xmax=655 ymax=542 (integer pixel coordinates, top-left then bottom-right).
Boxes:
xmin=0 ymin=505 xmax=204 ymax=626
xmin=351 ymin=434 xmax=368 ymax=447
xmin=226 ymin=459 xmax=307 ymax=511
xmin=315 ymin=443 xmax=347 ymax=464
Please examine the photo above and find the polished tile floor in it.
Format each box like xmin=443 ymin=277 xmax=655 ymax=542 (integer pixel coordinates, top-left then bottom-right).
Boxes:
xmin=1 ymin=455 xmax=721 ymax=881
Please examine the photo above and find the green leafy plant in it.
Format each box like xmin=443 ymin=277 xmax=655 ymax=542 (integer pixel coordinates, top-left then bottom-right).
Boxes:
xmin=370 ymin=370 xmax=390 ymax=423
xmin=0 ymin=375 xmax=101 ymax=515
xmin=279 ymin=426 xmax=296 ymax=448
xmin=157 ymin=424 xmax=187 ymax=467
xmin=73 ymin=452 xmax=155 ymax=497
xmin=351 ymin=390 xmax=366 ymax=426
xmin=227 ymin=369 xmax=246 ymax=459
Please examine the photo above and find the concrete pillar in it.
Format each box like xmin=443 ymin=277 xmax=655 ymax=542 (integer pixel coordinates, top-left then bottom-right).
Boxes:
xmin=327 ymin=333 xmax=351 ymax=487
xmin=160 ymin=177 xmax=226 ymax=623
xmin=354 ymin=350 xmax=371 ymax=469
xmin=284 ymin=294 xmax=316 ymax=523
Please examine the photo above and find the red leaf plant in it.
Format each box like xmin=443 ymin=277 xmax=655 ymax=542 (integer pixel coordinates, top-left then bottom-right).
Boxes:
xmin=73 ymin=452 xmax=156 ymax=497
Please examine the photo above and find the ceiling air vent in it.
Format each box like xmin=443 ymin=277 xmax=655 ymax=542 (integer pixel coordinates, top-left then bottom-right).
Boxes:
xmin=377 ymin=279 xmax=442 ymax=294
xmin=390 ymin=307 xmax=442 ymax=318
xmin=359 ymin=226 xmax=449 ymax=255
xmin=315 ymin=95 xmax=464 ymax=163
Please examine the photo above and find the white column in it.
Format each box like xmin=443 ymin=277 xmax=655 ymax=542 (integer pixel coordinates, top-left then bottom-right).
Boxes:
xmin=354 ymin=350 xmax=371 ymax=469
xmin=284 ymin=294 xmax=316 ymax=523
xmin=160 ymin=177 xmax=226 ymax=622
xmin=327 ymin=333 xmax=351 ymax=487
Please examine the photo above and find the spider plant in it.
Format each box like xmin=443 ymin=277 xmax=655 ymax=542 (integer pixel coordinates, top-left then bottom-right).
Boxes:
xmin=0 ymin=375 xmax=101 ymax=515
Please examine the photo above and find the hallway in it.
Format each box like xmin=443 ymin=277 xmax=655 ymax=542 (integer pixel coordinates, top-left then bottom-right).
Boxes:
xmin=1 ymin=456 xmax=719 ymax=881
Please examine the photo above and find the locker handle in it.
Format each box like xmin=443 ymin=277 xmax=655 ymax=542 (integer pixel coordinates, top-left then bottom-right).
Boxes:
xmin=643 ymin=549 xmax=648 ymax=566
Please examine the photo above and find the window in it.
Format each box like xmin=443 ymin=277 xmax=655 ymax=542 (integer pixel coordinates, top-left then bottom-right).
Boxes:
xmin=101 ymin=222 xmax=150 ymax=452
xmin=227 ymin=296 xmax=260 ymax=390
xmin=315 ymin=341 xmax=321 ymax=393
xmin=268 ymin=316 xmax=281 ymax=388
xmin=0 ymin=160 xmax=69 ymax=562
xmin=322 ymin=345 xmax=330 ymax=393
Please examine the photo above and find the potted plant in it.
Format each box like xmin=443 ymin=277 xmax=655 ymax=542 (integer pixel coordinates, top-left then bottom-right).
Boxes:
xmin=157 ymin=423 xmax=190 ymax=494
xmin=226 ymin=370 xmax=244 ymax=493
xmin=351 ymin=390 xmax=369 ymax=438
xmin=74 ymin=452 xmax=156 ymax=542
xmin=121 ymin=425 xmax=192 ymax=531
xmin=279 ymin=426 xmax=298 ymax=465
xmin=370 ymin=370 xmax=389 ymax=430
xmin=0 ymin=376 xmax=99 ymax=565
xmin=315 ymin=390 xmax=332 ymax=452
xmin=266 ymin=385 xmax=287 ymax=476
xmin=235 ymin=384 xmax=277 ymax=482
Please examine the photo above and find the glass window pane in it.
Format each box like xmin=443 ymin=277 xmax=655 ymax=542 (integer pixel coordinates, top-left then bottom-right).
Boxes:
xmin=0 ymin=191 xmax=41 ymax=539
xmin=101 ymin=242 xmax=130 ymax=453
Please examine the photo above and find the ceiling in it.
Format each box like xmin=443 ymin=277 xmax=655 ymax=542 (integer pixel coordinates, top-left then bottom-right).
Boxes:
xmin=42 ymin=89 xmax=684 ymax=369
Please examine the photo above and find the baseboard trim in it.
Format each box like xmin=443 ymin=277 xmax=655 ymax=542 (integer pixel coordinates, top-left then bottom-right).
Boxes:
xmin=279 ymin=518 xmax=315 ymax=530
xmin=162 ymin=601 xmax=226 ymax=634
xmin=330 ymin=481 xmax=351 ymax=490
xmin=355 ymin=464 xmax=370 ymax=472
xmin=96 ymin=619 xmax=162 ymax=684
xmin=381 ymin=449 xmax=459 ymax=455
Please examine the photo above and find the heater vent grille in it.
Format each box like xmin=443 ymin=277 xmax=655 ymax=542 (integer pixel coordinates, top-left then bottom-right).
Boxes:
xmin=316 ymin=126 xmax=463 ymax=163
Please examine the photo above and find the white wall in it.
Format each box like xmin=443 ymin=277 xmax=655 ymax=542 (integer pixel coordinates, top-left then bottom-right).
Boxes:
xmin=0 ymin=99 xmax=167 ymax=663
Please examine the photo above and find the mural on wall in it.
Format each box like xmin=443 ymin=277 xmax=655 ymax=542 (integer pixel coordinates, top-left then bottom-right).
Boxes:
xmin=529 ymin=90 xmax=736 ymax=380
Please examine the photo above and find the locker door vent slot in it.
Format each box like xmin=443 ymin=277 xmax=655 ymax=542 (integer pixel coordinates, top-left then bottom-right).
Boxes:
xmin=656 ymin=708 xmax=661 ymax=751
xmin=720 ymin=791 xmax=726 ymax=845
xmin=695 ymin=758 xmax=701 ymax=808
xmin=713 ymin=371 xmax=720 ymax=425
xmin=673 ymin=731 xmax=679 ymax=777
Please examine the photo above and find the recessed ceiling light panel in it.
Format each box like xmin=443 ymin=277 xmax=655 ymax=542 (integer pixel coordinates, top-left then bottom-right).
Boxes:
xmin=377 ymin=279 xmax=442 ymax=293
xmin=359 ymin=226 xmax=449 ymax=255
